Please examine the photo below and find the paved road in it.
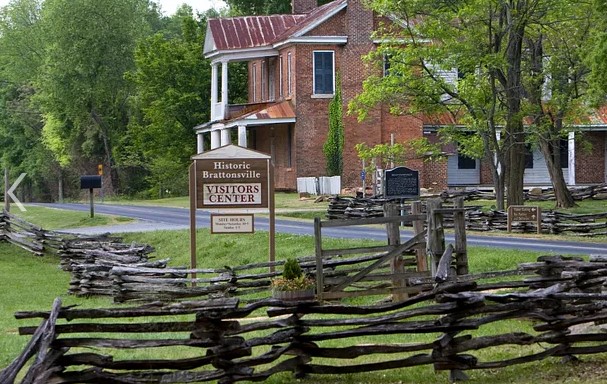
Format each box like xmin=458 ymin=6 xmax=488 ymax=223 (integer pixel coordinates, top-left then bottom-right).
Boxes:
xmin=35 ymin=202 xmax=607 ymax=256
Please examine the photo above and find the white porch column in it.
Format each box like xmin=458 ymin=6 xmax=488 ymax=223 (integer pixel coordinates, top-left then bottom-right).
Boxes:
xmin=220 ymin=128 xmax=231 ymax=146
xmin=210 ymin=129 xmax=221 ymax=149
xmin=568 ymin=131 xmax=576 ymax=185
xmin=495 ymin=131 xmax=502 ymax=176
xmin=196 ymin=133 xmax=204 ymax=154
xmin=211 ymin=63 xmax=218 ymax=106
xmin=221 ymin=61 xmax=228 ymax=113
xmin=238 ymin=125 xmax=247 ymax=147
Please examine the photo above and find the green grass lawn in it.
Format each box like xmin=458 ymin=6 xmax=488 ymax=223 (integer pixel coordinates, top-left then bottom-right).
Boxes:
xmin=1 ymin=201 xmax=606 ymax=382
xmin=1 ymin=234 xmax=606 ymax=383
xmin=9 ymin=204 xmax=133 ymax=230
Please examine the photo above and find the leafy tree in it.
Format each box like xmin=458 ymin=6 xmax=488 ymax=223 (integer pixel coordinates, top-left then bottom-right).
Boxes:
xmin=0 ymin=0 xmax=60 ymax=201
xmin=126 ymin=6 xmax=211 ymax=196
xmin=35 ymin=0 xmax=153 ymax=194
xmin=224 ymin=0 xmax=291 ymax=15
xmin=224 ymin=0 xmax=332 ymax=15
xmin=350 ymin=0 xmax=602 ymax=209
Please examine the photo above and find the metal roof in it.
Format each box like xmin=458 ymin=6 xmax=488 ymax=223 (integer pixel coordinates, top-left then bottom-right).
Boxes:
xmin=206 ymin=15 xmax=305 ymax=52
xmin=204 ymin=0 xmax=347 ymax=56
xmin=228 ymin=100 xmax=296 ymax=123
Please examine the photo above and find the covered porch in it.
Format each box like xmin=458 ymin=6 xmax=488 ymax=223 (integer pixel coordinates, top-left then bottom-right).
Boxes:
xmin=194 ymin=101 xmax=297 ymax=190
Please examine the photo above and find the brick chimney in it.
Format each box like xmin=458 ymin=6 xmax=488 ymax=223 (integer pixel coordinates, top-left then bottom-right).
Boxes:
xmin=292 ymin=0 xmax=317 ymax=14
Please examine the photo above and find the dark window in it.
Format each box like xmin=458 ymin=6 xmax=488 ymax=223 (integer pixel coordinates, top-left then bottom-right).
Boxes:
xmin=458 ymin=154 xmax=476 ymax=169
xmin=383 ymin=54 xmax=391 ymax=76
xmin=559 ymin=139 xmax=568 ymax=168
xmin=524 ymin=145 xmax=534 ymax=169
xmin=314 ymin=51 xmax=334 ymax=95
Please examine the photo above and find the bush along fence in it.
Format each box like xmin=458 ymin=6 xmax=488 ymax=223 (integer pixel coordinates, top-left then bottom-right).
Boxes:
xmin=5 ymin=254 xmax=607 ymax=383
xmin=0 ymin=210 xmax=162 ymax=296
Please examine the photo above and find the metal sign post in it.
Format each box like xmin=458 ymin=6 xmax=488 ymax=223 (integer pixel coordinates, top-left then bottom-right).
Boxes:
xmin=80 ymin=176 xmax=102 ymax=218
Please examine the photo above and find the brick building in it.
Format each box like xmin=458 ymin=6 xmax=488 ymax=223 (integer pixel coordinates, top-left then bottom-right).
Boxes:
xmin=194 ymin=0 xmax=607 ymax=191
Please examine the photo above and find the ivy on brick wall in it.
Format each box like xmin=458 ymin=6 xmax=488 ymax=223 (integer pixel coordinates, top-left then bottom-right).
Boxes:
xmin=323 ymin=74 xmax=344 ymax=177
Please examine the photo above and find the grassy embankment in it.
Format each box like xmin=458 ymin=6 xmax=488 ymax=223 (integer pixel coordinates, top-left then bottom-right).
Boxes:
xmin=1 ymin=199 xmax=606 ymax=382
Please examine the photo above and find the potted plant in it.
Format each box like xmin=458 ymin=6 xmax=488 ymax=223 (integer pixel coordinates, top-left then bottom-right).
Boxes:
xmin=271 ymin=258 xmax=316 ymax=301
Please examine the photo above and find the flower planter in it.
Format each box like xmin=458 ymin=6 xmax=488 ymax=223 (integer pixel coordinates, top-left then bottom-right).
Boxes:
xmin=272 ymin=288 xmax=316 ymax=301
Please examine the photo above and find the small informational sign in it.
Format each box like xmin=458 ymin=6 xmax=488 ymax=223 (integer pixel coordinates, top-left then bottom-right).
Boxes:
xmin=507 ymin=205 xmax=542 ymax=234
xmin=211 ymin=214 xmax=254 ymax=234
xmin=384 ymin=166 xmax=419 ymax=198
xmin=360 ymin=170 xmax=366 ymax=180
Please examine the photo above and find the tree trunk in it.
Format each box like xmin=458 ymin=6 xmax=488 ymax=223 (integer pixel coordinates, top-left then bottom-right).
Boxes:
xmin=539 ymin=138 xmax=576 ymax=208
xmin=90 ymin=108 xmax=117 ymax=195
xmin=503 ymin=2 xmax=527 ymax=207
xmin=525 ymin=34 xmax=576 ymax=209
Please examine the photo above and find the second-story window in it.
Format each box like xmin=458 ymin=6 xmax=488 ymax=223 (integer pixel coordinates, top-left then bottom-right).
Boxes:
xmin=313 ymin=51 xmax=334 ymax=95
xmin=279 ymin=55 xmax=283 ymax=98
xmin=287 ymin=52 xmax=292 ymax=96
xmin=252 ymin=63 xmax=257 ymax=102
xmin=261 ymin=61 xmax=266 ymax=101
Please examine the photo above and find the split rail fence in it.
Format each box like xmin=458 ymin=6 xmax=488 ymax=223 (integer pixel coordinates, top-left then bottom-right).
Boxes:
xmin=328 ymin=197 xmax=607 ymax=236
xmin=4 ymin=255 xmax=607 ymax=383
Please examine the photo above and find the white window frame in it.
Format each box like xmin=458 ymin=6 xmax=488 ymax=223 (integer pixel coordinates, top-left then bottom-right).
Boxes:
xmin=261 ymin=61 xmax=266 ymax=101
xmin=287 ymin=52 xmax=292 ymax=96
xmin=279 ymin=55 xmax=283 ymax=98
xmin=252 ymin=63 xmax=257 ymax=102
xmin=312 ymin=50 xmax=335 ymax=96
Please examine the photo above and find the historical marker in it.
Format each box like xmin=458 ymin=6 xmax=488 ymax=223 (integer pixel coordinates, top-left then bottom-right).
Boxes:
xmin=384 ymin=166 xmax=420 ymax=198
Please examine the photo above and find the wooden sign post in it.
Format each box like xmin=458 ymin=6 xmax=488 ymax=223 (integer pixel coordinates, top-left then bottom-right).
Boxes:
xmin=507 ymin=205 xmax=542 ymax=234
xmin=190 ymin=145 xmax=275 ymax=280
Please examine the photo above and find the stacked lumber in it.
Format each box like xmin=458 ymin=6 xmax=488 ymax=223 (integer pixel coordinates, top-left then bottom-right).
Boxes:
xmin=7 ymin=254 xmax=607 ymax=384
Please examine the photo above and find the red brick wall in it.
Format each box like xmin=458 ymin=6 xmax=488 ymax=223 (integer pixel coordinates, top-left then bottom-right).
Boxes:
xmin=306 ymin=9 xmax=345 ymax=36
xmin=422 ymin=158 xmax=448 ymax=192
xmin=252 ymin=123 xmax=296 ymax=190
xmin=480 ymin=160 xmax=494 ymax=185
xmin=244 ymin=1 xmax=446 ymax=190
xmin=576 ymin=131 xmax=606 ymax=184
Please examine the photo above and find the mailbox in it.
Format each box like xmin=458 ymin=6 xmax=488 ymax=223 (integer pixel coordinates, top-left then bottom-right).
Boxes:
xmin=80 ymin=175 xmax=102 ymax=189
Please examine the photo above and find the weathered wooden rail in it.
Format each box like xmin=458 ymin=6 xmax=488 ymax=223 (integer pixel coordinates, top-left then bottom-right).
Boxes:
xmin=4 ymin=254 xmax=607 ymax=383
xmin=328 ymin=195 xmax=607 ymax=236
xmin=0 ymin=210 xmax=159 ymax=296
xmin=111 ymin=200 xmax=469 ymax=304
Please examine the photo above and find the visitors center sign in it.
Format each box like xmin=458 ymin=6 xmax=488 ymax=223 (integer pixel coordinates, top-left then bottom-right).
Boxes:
xmin=189 ymin=145 xmax=276 ymax=276
xmin=195 ymin=157 xmax=269 ymax=209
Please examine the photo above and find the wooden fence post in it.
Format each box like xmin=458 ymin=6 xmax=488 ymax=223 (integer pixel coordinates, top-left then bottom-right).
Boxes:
xmin=385 ymin=203 xmax=407 ymax=301
xmin=411 ymin=201 xmax=427 ymax=272
xmin=314 ymin=217 xmax=324 ymax=302
xmin=426 ymin=198 xmax=445 ymax=277
xmin=453 ymin=197 xmax=469 ymax=276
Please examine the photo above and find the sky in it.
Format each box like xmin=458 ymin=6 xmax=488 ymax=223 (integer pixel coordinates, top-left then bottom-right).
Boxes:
xmin=0 ymin=0 xmax=227 ymax=15
xmin=153 ymin=0 xmax=227 ymax=15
